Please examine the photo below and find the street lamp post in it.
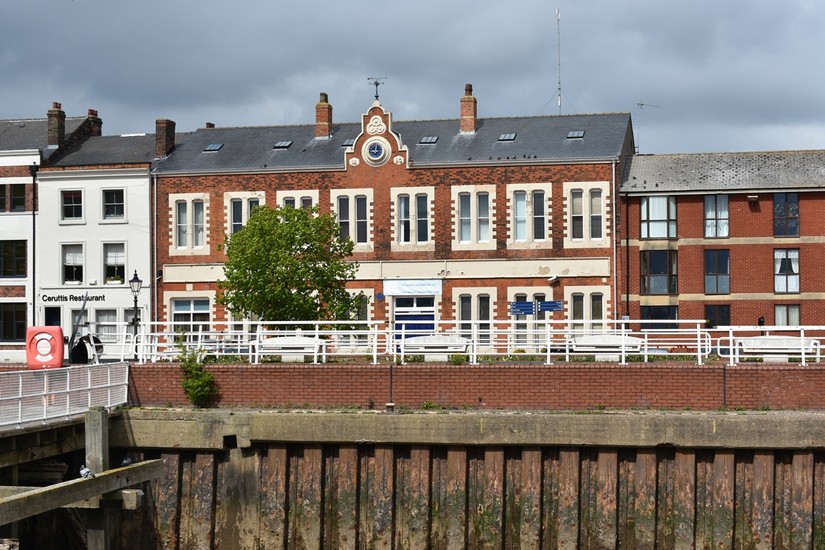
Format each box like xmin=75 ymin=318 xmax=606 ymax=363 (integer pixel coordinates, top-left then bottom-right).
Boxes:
xmin=129 ymin=270 xmax=143 ymax=361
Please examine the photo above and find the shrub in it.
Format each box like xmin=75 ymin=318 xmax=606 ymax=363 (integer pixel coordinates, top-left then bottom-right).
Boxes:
xmin=178 ymin=344 xmax=219 ymax=407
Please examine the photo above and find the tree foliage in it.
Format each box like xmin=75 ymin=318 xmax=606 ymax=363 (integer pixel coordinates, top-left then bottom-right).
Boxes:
xmin=218 ymin=205 xmax=361 ymax=324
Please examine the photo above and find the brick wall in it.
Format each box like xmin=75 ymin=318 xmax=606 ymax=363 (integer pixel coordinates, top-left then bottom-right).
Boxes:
xmin=125 ymin=361 xmax=825 ymax=410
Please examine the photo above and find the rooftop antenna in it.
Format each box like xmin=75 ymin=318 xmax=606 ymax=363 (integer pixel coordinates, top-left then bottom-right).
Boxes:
xmin=367 ymin=77 xmax=386 ymax=100
xmin=556 ymin=9 xmax=562 ymax=115
xmin=636 ymin=101 xmax=659 ymax=153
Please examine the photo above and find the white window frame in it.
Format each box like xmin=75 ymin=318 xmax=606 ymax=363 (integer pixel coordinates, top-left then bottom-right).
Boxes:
xmin=391 ymin=187 xmax=434 ymax=251
xmin=95 ymin=309 xmax=118 ymax=341
xmin=164 ymin=291 xmax=216 ymax=337
xmin=60 ymin=189 xmax=85 ymax=224
xmin=169 ymin=193 xmax=210 ymax=256
xmin=563 ymin=181 xmax=609 ymax=249
xmin=330 ymin=189 xmax=374 ymax=251
xmin=507 ymin=184 xmax=550 ymax=249
xmin=102 ymin=242 xmax=126 ymax=284
xmin=62 ymin=243 xmax=84 ymax=285
xmin=453 ymin=287 xmax=495 ymax=348
xmin=451 ymin=185 xmax=496 ymax=250
xmin=563 ymin=285 xmax=610 ymax=334
xmin=224 ymin=191 xmax=265 ymax=235
xmin=101 ymin=188 xmax=126 ymax=222
xmin=276 ymin=190 xmax=318 ymax=209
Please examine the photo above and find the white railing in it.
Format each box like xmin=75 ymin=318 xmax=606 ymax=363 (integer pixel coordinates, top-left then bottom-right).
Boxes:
xmin=715 ymin=325 xmax=825 ymax=366
xmin=0 ymin=363 xmax=130 ymax=430
xmin=130 ymin=319 xmax=719 ymax=365
xmin=65 ymin=319 xmax=825 ymax=366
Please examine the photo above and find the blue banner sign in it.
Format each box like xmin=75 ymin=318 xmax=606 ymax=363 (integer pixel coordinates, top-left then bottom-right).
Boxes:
xmin=509 ymin=301 xmax=536 ymax=315
xmin=538 ymin=300 xmax=564 ymax=312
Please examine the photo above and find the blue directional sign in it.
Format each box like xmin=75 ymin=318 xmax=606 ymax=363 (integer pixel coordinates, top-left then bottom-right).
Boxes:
xmin=510 ymin=301 xmax=536 ymax=315
xmin=538 ymin=300 xmax=564 ymax=312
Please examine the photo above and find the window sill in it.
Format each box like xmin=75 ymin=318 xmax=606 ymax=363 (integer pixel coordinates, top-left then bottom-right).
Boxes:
xmin=100 ymin=218 xmax=128 ymax=225
xmin=64 ymin=281 xmax=82 ymax=286
xmin=59 ymin=220 xmax=86 ymax=226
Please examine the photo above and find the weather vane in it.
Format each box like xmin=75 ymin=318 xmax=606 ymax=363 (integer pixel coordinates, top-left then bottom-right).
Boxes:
xmin=367 ymin=77 xmax=386 ymax=100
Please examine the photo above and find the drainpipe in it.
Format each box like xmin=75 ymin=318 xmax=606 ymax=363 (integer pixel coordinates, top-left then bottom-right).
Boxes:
xmin=152 ymin=172 xmax=158 ymax=323
xmin=611 ymin=160 xmax=617 ymax=320
xmin=29 ymin=163 xmax=39 ymax=325
xmin=624 ymin=191 xmax=630 ymax=316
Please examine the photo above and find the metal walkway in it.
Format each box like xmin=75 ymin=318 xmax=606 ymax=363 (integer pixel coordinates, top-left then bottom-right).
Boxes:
xmin=0 ymin=363 xmax=129 ymax=431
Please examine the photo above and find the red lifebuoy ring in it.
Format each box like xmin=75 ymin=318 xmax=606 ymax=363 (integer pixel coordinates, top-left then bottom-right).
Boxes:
xmin=26 ymin=326 xmax=64 ymax=369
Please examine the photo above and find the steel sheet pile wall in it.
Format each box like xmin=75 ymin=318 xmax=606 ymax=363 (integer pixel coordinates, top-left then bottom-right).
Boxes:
xmin=115 ymin=444 xmax=825 ymax=549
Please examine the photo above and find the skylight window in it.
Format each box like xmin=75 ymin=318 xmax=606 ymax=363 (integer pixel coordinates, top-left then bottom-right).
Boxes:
xmin=273 ymin=141 xmax=293 ymax=149
xmin=567 ymin=130 xmax=585 ymax=139
xmin=498 ymin=133 xmax=516 ymax=142
xmin=203 ymin=143 xmax=223 ymax=152
xmin=419 ymin=136 xmax=438 ymax=144
xmin=342 ymin=138 xmax=355 ymax=147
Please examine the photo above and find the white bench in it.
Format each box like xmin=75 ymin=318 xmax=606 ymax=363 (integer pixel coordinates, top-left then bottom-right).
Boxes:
xmin=569 ymin=334 xmax=644 ymax=354
xmin=254 ymin=336 xmax=326 ymax=364
xmin=734 ymin=335 xmax=820 ymax=362
xmin=399 ymin=335 xmax=471 ymax=362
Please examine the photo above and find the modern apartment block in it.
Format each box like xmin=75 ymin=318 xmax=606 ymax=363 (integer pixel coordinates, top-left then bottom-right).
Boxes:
xmin=151 ymin=85 xmax=635 ymax=340
xmin=620 ymin=150 xmax=825 ymax=327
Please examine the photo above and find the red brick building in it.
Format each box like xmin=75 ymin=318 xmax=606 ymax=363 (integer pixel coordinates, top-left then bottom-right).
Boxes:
xmin=620 ymin=151 xmax=825 ymax=327
xmin=152 ymin=85 xmax=635 ymax=338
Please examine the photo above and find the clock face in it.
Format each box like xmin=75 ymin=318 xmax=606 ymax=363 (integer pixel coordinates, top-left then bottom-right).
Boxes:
xmin=368 ymin=142 xmax=384 ymax=159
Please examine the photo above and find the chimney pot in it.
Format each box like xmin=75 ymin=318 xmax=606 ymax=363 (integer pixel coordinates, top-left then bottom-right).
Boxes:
xmin=205 ymin=122 xmax=215 ymax=129
xmin=315 ymin=92 xmax=333 ymax=139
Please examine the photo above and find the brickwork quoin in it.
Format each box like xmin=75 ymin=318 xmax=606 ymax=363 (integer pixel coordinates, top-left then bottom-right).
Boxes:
xmin=126 ymin=361 xmax=825 ymax=410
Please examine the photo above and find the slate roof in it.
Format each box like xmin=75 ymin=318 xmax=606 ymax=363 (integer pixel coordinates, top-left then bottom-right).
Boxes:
xmin=0 ymin=117 xmax=86 ymax=158
xmin=622 ymin=150 xmax=825 ymax=194
xmin=154 ymin=112 xmax=632 ymax=174
xmin=49 ymin=133 xmax=187 ymax=167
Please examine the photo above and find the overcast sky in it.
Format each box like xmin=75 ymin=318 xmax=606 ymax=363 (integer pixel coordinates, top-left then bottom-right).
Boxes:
xmin=2 ymin=1 xmax=822 ymax=154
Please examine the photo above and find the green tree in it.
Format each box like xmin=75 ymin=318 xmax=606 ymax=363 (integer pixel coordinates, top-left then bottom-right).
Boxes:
xmin=218 ymin=205 xmax=361 ymax=324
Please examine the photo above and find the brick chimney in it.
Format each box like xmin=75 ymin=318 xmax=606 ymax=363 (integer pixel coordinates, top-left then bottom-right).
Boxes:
xmin=315 ymin=92 xmax=333 ymax=139
xmin=86 ymin=109 xmax=102 ymax=136
xmin=155 ymin=119 xmax=176 ymax=158
xmin=48 ymin=102 xmax=66 ymax=146
xmin=460 ymin=84 xmax=477 ymax=134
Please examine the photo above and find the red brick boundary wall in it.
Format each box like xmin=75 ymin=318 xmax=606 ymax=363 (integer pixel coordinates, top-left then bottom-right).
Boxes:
xmin=121 ymin=362 xmax=825 ymax=410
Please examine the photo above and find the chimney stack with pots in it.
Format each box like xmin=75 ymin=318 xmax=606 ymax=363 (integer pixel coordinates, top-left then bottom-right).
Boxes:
xmin=315 ymin=92 xmax=333 ymax=139
xmin=86 ymin=109 xmax=102 ymax=137
xmin=155 ymin=119 xmax=176 ymax=158
xmin=460 ymin=84 xmax=477 ymax=134
xmin=48 ymin=102 xmax=66 ymax=147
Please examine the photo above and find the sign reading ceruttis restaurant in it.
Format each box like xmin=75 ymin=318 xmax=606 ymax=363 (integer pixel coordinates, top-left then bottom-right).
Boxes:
xmin=41 ymin=294 xmax=107 ymax=303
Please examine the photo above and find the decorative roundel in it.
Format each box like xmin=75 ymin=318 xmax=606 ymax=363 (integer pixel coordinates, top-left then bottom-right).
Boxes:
xmin=362 ymin=137 xmax=390 ymax=166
